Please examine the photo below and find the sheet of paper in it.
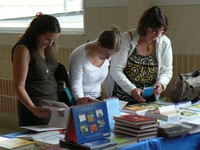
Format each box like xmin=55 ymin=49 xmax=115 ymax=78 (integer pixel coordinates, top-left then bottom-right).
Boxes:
xmin=119 ymin=100 xmax=128 ymax=110
xmin=20 ymin=125 xmax=65 ymax=132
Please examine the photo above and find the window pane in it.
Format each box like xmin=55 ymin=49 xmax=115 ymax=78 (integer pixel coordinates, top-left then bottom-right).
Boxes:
xmin=0 ymin=0 xmax=83 ymax=34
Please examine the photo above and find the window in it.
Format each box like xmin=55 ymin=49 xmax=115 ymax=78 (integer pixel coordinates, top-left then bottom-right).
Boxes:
xmin=0 ymin=0 xmax=84 ymax=34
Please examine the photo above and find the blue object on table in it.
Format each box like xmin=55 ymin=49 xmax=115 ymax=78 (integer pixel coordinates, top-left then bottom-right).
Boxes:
xmin=142 ymin=87 xmax=155 ymax=98
xmin=2 ymin=130 xmax=33 ymax=138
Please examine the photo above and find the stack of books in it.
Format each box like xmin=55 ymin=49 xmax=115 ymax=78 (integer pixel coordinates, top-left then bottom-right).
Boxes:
xmin=113 ymin=114 xmax=158 ymax=141
xmin=179 ymin=119 xmax=200 ymax=134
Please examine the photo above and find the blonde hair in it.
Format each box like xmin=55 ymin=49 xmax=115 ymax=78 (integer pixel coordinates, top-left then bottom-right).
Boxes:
xmin=98 ymin=24 xmax=121 ymax=53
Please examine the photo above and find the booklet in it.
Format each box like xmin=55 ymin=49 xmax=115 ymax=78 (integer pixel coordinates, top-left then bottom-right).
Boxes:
xmin=142 ymin=87 xmax=155 ymax=98
xmin=21 ymin=100 xmax=70 ymax=132
xmin=65 ymin=101 xmax=111 ymax=144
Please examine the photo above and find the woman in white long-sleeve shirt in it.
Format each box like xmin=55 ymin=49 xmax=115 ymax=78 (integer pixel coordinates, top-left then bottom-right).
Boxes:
xmin=69 ymin=25 xmax=121 ymax=105
xmin=110 ymin=6 xmax=173 ymax=104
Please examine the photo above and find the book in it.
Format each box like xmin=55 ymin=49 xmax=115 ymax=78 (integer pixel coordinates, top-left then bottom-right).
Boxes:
xmin=59 ymin=138 xmax=117 ymax=150
xmin=175 ymin=101 xmax=192 ymax=109
xmin=107 ymin=132 xmax=138 ymax=148
xmin=178 ymin=108 xmax=200 ymax=120
xmin=154 ymin=100 xmax=174 ymax=106
xmin=113 ymin=128 xmax=157 ymax=138
xmin=104 ymin=97 xmax=121 ymax=130
xmin=137 ymin=134 xmax=157 ymax=141
xmin=145 ymin=105 xmax=180 ymax=122
xmin=122 ymin=102 xmax=164 ymax=115
xmin=114 ymin=124 xmax=157 ymax=133
xmin=21 ymin=100 xmax=70 ymax=132
xmin=158 ymin=123 xmax=183 ymax=132
xmin=17 ymin=130 xmax=65 ymax=146
xmin=114 ymin=121 xmax=159 ymax=130
xmin=113 ymin=114 xmax=156 ymax=126
xmin=65 ymin=101 xmax=111 ymax=144
xmin=0 ymin=136 xmax=35 ymax=150
xmin=184 ymin=102 xmax=200 ymax=112
xmin=142 ymin=87 xmax=155 ymax=98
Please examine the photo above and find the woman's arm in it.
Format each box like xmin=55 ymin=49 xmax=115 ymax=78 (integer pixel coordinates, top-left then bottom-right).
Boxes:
xmin=110 ymin=31 xmax=137 ymax=95
xmin=69 ymin=49 xmax=85 ymax=100
xmin=157 ymin=36 xmax=173 ymax=91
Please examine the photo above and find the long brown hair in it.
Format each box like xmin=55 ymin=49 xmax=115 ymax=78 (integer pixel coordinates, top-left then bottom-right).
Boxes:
xmin=11 ymin=12 xmax=61 ymax=64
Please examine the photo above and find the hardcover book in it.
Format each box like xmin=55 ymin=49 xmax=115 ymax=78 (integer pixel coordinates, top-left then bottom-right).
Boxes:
xmin=113 ymin=128 xmax=157 ymax=138
xmin=113 ymin=114 xmax=156 ymax=126
xmin=158 ymin=123 xmax=183 ymax=132
xmin=0 ymin=136 xmax=35 ymax=150
xmin=114 ymin=121 xmax=159 ymax=130
xmin=65 ymin=101 xmax=110 ymax=144
xmin=114 ymin=124 xmax=158 ymax=133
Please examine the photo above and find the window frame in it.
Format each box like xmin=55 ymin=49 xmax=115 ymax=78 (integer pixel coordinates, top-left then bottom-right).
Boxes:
xmin=0 ymin=0 xmax=84 ymax=35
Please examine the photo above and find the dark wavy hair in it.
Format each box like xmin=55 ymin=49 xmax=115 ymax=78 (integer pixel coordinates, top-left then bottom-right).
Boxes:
xmin=11 ymin=12 xmax=61 ymax=64
xmin=137 ymin=6 xmax=168 ymax=37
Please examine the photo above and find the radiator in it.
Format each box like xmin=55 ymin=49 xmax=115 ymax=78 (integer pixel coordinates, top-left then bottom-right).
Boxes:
xmin=0 ymin=44 xmax=199 ymax=114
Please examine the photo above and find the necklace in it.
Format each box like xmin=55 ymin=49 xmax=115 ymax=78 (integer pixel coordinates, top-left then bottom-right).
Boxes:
xmin=46 ymin=61 xmax=49 ymax=74
xmin=46 ymin=68 xmax=49 ymax=74
xmin=44 ymin=59 xmax=49 ymax=74
xmin=143 ymin=39 xmax=154 ymax=52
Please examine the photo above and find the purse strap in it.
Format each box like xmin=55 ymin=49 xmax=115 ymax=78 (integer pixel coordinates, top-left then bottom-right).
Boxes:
xmin=128 ymin=30 xmax=134 ymax=56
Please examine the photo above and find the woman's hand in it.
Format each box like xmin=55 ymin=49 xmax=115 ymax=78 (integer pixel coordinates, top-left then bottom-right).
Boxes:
xmin=32 ymin=107 xmax=51 ymax=118
xmin=131 ymin=88 xmax=146 ymax=103
xmin=153 ymin=83 xmax=163 ymax=95
xmin=77 ymin=97 xmax=98 ymax=105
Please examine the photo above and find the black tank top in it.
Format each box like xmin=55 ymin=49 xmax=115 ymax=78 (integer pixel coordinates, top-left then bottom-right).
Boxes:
xmin=25 ymin=56 xmax=58 ymax=103
xmin=18 ymin=55 xmax=58 ymax=126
